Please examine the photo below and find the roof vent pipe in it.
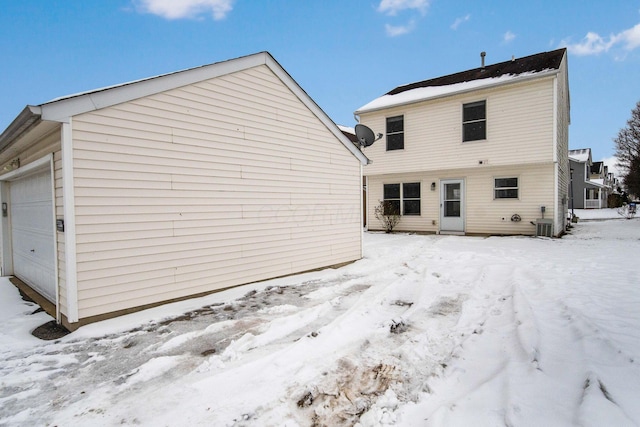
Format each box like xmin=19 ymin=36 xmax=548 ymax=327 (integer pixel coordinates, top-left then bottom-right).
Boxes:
xmin=480 ymin=51 xmax=486 ymax=68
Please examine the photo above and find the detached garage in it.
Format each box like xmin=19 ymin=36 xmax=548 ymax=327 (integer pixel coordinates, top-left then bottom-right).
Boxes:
xmin=0 ymin=52 xmax=368 ymax=330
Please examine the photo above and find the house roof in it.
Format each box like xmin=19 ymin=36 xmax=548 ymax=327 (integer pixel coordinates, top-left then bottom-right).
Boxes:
xmin=591 ymin=161 xmax=603 ymax=174
xmin=355 ymin=48 xmax=567 ymax=114
xmin=338 ymin=125 xmax=358 ymax=143
xmin=569 ymin=148 xmax=592 ymax=163
xmin=1 ymin=52 xmax=369 ymax=165
xmin=585 ymin=179 xmax=607 ymax=189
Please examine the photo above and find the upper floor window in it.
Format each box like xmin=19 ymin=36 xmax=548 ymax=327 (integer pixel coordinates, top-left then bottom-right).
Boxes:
xmin=463 ymin=101 xmax=486 ymax=142
xmin=494 ymin=177 xmax=518 ymax=199
xmin=386 ymin=115 xmax=404 ymax=151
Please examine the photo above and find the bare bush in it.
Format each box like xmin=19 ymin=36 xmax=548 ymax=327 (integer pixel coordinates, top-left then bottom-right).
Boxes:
xmin=374 ymin=200 xmax=401 ymax=233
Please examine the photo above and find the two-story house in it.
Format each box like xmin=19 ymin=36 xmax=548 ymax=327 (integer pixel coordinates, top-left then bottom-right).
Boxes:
xmin=569 ymin=149 xmax=609 ymax=209
xmin=355 ymin=48 xmax=570 ymax=237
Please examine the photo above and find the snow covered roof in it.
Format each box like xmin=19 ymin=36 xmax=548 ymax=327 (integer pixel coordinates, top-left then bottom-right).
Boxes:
xmin=337 ymin=125 xmax=354 ymax=133
xmin=337 ymin=125 xmax=359 ymax=147
xmin=355 ymin=48 xmax=566 ymax=114
xmin=569 ymin=148 xmax=592 ymax=163
xmin=586 ymin=178 xmax=607 ymax=189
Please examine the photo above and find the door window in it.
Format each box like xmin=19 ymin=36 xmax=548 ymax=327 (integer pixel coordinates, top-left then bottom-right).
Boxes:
xmin=444 ymin=183 xmax=461 ymax=217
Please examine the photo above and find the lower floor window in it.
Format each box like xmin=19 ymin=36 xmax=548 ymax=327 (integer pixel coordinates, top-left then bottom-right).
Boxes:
xmin=494 ymin=177 xmax=518 ymax=199
xmin=383 ymin=182 xmax=421 ymax=215
xmin=586 ymin=188 xmax=601 ymax=199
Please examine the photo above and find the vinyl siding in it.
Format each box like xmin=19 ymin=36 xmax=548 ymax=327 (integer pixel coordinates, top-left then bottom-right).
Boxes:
xmin=361 ymin=76 xmax=556 ymax=176
xmin=70 ymin=65 xmax=362 ymax=319
xmin=569 ymin=159 xmax=587 ymax=209
xmin=554 ymin=57 xmax=570 ymax=234
xmin=367 ymin=163 xmax=555 ymax=235
xmin=53 ymin=150 xmax=67 ymax=316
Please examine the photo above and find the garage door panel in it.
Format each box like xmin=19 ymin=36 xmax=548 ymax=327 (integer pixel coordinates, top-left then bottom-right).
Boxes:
xmin=11 ymin=204 xmax=54 ymax=233
xmin=10 ymin=168 xmax=56 ymax=303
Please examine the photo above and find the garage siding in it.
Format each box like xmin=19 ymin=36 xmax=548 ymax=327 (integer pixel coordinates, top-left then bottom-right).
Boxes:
xmin=53 ymin=150 xmax=67 ymax=316
xmin=70 ymin=65 xmax=362 ymax=318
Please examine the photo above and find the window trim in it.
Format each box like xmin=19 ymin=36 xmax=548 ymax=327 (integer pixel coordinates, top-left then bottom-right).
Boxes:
xmin=383 ymin=183 xmax=401 ymax=215
xmin=383 ymin=182 xmax=421 ymax=215
xmin=386 ymin=115 xmax=404 ymax=151
xmin=493 ymin=177 xmax=519 ymax=199
xmin=462 ymin=100 xmax=487 ymax=142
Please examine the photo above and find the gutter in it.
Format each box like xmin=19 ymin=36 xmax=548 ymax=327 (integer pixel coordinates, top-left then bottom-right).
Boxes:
xmin=0 ymin=105 xmax=42 ymax=153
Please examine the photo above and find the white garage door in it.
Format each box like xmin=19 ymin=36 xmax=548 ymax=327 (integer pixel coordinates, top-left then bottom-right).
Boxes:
xmin=10 ymin=168 xmax=56 ymax=302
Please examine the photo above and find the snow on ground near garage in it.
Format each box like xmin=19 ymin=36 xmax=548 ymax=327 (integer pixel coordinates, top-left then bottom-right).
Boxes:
xmin=1 ymin=209 xmax=639 ymax=426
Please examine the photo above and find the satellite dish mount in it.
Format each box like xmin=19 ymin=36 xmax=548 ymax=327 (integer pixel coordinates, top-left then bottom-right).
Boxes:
xmin=355 ymin=124 xmax=383 ymax=149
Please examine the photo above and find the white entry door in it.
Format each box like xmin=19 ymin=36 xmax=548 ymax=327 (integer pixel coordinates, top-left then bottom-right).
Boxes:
xmin=9 ymin=168 xmax=56 ymax=302
xmin=440 ymin=179 xmax=465 ymax=233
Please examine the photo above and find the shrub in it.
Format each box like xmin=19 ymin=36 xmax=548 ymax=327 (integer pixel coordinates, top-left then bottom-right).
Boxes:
xmin=374 ymin=200 xmax=401 ymax=233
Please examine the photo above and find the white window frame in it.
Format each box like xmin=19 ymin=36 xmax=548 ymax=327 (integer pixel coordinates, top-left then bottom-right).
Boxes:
xmin=386 ymin=115 xmax=404 ymax=151
xmin=494 ymin=177 xmax=519 ymax=199
xmin=383 ymin=182 xmax=421 ymax=215
xmin=462 ymin=100 xmax=487 ymax=142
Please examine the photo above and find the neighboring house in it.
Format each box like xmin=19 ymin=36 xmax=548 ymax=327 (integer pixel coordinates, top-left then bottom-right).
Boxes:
xmin=606 ymin=172 xmax=618 ymax=192
xmin=590 ymin=161 xmax=614 ymax=205
xmin=355 ymin=48 xmax=570 ymax=236
xmin=0 ymin=52 xmax=368 ymax=330
xmin=569 ymin=148 xmax=608 ymax=209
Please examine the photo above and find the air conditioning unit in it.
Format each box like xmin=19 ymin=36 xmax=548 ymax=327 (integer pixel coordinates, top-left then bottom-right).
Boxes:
xmin=535 ymin=219 xmax=553 ymax=237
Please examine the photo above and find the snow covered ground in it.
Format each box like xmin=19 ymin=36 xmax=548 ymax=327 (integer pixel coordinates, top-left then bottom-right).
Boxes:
xmin=1 ymin=209 xmax=639 ymax=426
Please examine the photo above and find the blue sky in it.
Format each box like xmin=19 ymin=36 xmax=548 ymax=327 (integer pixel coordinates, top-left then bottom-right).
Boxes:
xmin=1 ymin=1 xmax=639 ymax=164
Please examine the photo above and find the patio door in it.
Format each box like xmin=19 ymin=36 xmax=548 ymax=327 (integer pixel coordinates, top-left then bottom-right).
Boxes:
xmin=440 ymin=179 xmax=464 ymax=233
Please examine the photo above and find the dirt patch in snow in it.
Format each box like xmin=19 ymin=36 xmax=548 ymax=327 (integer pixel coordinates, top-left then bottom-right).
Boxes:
xmin=296 ymin=357 xmax=402 ymax=426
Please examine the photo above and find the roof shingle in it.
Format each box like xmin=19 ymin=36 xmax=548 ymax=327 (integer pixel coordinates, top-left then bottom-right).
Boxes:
xmin=387 ymin=48 xmax=566 ymax=96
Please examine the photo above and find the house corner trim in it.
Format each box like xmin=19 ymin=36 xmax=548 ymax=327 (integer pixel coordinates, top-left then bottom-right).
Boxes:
xmin=61 ymin=120 xmax=79 ymax=323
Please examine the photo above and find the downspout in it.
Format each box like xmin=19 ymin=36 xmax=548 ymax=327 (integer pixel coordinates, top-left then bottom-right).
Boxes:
xmin=356 ymin=113 xmax=365 ymax=257
xmin=360 ymin=163 xmax=364 ymax=258
xmin=61 ymin=120 xmax=79 ymax=323
xmin=552 ymin=77 xmax=560 ymax=235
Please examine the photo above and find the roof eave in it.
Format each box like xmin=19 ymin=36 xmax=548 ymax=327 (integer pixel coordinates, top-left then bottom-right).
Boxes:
xmin=355 ymin=68 xmax=560 ymax=116
xmin=0 ymin=105 xmax=42 ymax=153
xmin=39 ymin=52 xmax=273 ymax=123
xmin=585 ymin=180 xmax=607 ymax=189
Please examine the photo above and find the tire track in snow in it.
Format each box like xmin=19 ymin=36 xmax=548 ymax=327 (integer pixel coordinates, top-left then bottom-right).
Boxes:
xmin=0 ymin=278 xmax=373 ymax=426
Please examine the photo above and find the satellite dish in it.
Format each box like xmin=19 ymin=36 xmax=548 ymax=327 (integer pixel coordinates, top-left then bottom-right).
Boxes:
xmin=355 ymin=124 xmax=383 ymax=148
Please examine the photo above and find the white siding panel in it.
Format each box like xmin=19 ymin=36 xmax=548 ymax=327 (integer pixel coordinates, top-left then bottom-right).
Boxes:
xmin=555 ymin=58 xmax=570 ymax=235
xmin=54 ymin=150 xmax=67 ymax=316
xmin=367 ymin=163 xmax=555 ymax=235
xmin=361 ymin=77 xmax=556 ymax=176
xmin=71 ymin=64 xmax=362 ymax=319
